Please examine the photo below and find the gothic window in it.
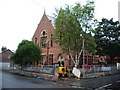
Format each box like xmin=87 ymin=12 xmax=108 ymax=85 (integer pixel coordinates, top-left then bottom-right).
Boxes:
xmin=40 ymin=36 xmax=47 ymax=48
xmin=43 ymin=31 xmax=46 ymax=35
xmin=40 ymin=30 xmax=47 ymax=48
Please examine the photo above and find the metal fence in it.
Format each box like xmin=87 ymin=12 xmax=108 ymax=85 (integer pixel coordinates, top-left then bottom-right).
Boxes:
xmin=40 ymin=65 xmax=56 ymax=74
xmin=82 ymin=65 xmax=120 ymax=78
xmin=0 ymin=62 xmax=11 ymax=70
xmin=10 ymin=65 xmax=56 ymax=75
xmin=2 ymin=63 xmax=120 ymax=78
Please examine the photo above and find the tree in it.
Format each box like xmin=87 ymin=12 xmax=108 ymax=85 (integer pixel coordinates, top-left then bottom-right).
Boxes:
xmin=73 ymin=0 xmax=96 ymax=33
xmin=11 ymin=40 xmax=42 ymax=66
xmin=53 ymin=0 xmax=96 ymax=68
xmin=94 ymin=18 xmax=120 ymax=63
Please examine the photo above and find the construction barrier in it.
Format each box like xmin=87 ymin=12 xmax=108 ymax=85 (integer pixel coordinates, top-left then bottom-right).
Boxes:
xmin=82 ymin=65 xmax=119 ymax=78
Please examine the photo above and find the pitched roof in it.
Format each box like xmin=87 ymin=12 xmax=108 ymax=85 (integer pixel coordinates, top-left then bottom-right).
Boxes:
xmin=1 ymin=49 xmax=13 ymax=54
xmin=32 ymin=12 xmax=56 ymax=40
xmin=39 ymin=12 xmax=55 ymax=28
xmin=40 ymin=12 xmax=49 ymax=23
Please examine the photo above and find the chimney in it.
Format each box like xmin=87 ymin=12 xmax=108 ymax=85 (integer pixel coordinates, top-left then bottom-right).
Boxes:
xmin=1 ymin=46 xmax=7 ymax=52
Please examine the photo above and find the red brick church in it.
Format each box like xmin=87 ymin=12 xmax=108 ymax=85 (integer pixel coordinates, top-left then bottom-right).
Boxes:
xmin=32 ymin=12 xmax=100 ymax=68
xmin=32 ymin=12 xmax=73 ymax=68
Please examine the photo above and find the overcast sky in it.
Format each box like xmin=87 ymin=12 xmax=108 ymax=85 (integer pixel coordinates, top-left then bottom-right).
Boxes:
xmin=0 ymin=0 xmax=119 ymax=51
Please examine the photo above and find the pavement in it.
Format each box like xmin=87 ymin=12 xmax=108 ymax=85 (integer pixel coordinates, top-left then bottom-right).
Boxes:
xmin=3 ymin=69 xmax=120 ymax=82
xmin=3 ymin=69 xmax=79 ymax=81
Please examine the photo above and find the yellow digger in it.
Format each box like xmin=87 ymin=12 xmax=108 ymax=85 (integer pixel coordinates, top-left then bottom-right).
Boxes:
xmin=57 ymin=61 xmax=68 ymax=77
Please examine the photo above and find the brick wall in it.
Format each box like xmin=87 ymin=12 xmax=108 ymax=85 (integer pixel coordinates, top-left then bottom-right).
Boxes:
xmin=1 ymin=50 xmax=13 ymax=63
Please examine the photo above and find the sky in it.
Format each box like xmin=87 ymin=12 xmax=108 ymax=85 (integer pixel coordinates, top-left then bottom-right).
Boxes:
xmin=0 ymin=0 xmax=119 ymax=51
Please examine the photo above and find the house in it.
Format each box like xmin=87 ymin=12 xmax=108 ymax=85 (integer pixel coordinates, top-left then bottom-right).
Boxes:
xmin=0 ymin=47 xmax=13 ymax=70
xmin=32 ymin=12 xmax=99 ymax=68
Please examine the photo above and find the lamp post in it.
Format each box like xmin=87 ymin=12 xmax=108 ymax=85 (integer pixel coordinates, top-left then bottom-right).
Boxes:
xmin=81 ymin=36 xmax=85 ymax=79
xmin=80 ymin=34 xmax=85 ymax=66
xmin=83 ymin=38 xmax=85 ymax=65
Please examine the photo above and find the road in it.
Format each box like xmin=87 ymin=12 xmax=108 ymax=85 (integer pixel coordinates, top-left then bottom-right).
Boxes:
xmin=1 ymin=71 xmax=65 ymax=88
xmin=1 ymin=71 xmax=120 ymax=89
xmin=69 ymin=74 xmax=120 ymax=89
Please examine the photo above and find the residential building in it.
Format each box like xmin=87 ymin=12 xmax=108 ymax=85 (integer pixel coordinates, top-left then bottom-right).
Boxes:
xmin=0 ymin=47 xmax=13 ymax=70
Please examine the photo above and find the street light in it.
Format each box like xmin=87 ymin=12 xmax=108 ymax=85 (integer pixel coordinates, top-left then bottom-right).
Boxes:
xmin=82 ymin=38 xmax=85 ymax=65
xmin=80 ymin=34 xmax=85 ymax=66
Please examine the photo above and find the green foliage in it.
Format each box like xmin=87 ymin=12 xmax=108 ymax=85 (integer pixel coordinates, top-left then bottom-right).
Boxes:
xmin=94 ymin=18 xmax=120 ymax=62
xmin=53 ymin=0 xmax=96 ymax=56
xmin=11 ymin=40 xmax=42 ymax=66
xmin=73 ymin=0 xmax=96 ymax=33
xmin=53 ymin=7 xmax=82 ymax=54
xmin=84 ymin=33 xmax=96 ymax=54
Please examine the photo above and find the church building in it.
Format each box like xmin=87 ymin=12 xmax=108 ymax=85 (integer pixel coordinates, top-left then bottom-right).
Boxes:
xmin=32 ymin=12 xmax=100 ymax=69
xmin=32 ymin=12 xmax=73 ymax=68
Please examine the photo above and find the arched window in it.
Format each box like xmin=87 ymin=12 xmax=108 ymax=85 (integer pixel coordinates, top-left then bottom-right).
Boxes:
xmin=58 ymin=55 xmax=64 ymax=61
xmin=40 ymin=30 xmax=47 ymax=48
xmin=43 ymin=31 xmax=46 ymax=36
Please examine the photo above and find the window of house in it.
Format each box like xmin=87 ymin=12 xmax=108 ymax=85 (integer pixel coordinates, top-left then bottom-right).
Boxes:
xmin=40 ymin=31 xmax=47 ymax=48
xmin=43 ymin=31 xmax=46 ymax=35
xmin=49 ymin=54 xmax=53 ymax=65
xmin=68 ymin=55 xmax=72 ymax=65
xmin=41 ymin=55 xmax=46 ymax=65
xmin=59 ymin=55 xmax=64 ymax=60
xmin=50 ymin=35 xmax=53 ymax=47
xmin=35 ymin=38 xmax=37 ymax=44
xmin=69 ymin=59 xmax=72 ymax=65
xmin=8 ymin=55 xmax=11 ymax=59
xmin=40 ymin=36 xmax=47 ymax=48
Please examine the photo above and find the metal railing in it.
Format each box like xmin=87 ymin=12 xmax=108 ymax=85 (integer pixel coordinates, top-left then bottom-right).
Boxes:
xmin=10 ymin=65 xmax=56 ymax=75
xmin=82 ymin=65 xmax=120 ymax=78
